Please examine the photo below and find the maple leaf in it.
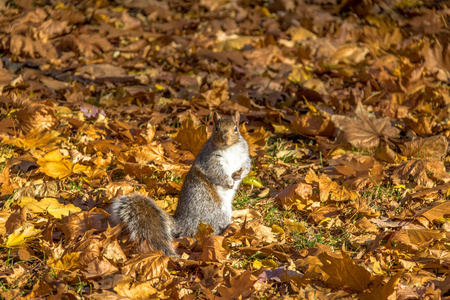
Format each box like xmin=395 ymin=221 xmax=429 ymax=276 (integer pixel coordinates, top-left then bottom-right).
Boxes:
xmin=48 ymin=252 xmax=80 ymax=272
xmin=35 ymin=149 xmax=74 ymax=179
xmin=318 ymin=174 xmax=359 ymax=202
xmin=122 ymin=252 xmax=170 ymax=281
xmin=17 ymin=197 xmax=81 ymax=219
xmin=2 ymin=128 xmax=61 ymax=151
xmin=239 ymin=123 xmax=270 ymax=156
xmin=399 ymin=135 xmax=448 ymax=161
xmin=174 ymin=116 xmax=208 ymax=156
xmin=291 ymin=110 xmax=335 ymax=137
xmin=328 ymin=155 xmax=384 ymax=190
xmin=414 ymin=201 xmax=450 ymax=228
xmin=392 ymin=160 xmax=450 ymax=188
xmin=17 ymin=103 xmax=57 ymax=133
xmin=4 ymin=225 xmax=42 ymax=248
xmin=273 ymin=182 xmax=313 ymax=211
xmin=216 ymin=270 xmax=257 ymax=299
xmin=318 ymin=248 xmax=372 ymax=293
xmin=331 ymin=102 xmax=400 ymax=149
xmin=114 ymin=276 xmax=158 ymax=299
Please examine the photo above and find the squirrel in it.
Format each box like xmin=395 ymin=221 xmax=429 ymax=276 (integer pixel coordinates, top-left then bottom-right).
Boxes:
xmin=112 ymin=112 xmax=252 ymax=256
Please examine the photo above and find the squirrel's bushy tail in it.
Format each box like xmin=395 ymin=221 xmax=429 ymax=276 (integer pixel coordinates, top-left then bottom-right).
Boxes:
xmin=112 ymin=193 xmax=175 ymax=256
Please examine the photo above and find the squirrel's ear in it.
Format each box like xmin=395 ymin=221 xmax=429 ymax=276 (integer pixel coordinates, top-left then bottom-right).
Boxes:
xmin=213 ymin=112 xmax=220 ymax=124
xmin=234 ymin=111 xmax=240 ymax=124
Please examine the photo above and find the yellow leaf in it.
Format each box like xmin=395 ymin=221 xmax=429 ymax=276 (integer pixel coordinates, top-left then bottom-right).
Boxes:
xmin=288 ymin=64 xmax=313 ymax=84
xmin=262 ymin=259 xmax=278 ymax=269
xmin=18 ymin=197 xmax=82 ymax=219
xmin=72 ymin=164 xmax=90 ymax=174
xmin=319 ymin=217 xmax=331 ymax=226
xmin=48 ymin=252 xmax=80 ymax=271
xmin=4 ymin=225 xmax=41 ymax=248
xmin=284 ymin=219 xmax=307 ymax=233
xmin=43 ymin=149 xmax=64 ymax=162
xmin=393 ymin=185 xmax=405 ymax=189
xmin=242 ymin=176 xmax=263 ymax=188
xmin=114 ymin=276 xmax=158 ymax=299
xmin=272 ymin=224 xmax=285 ymax=235
xmin=40 ymin=160 xmax=73 ymax=179
xmin=1 ymin=128 xmax=61 ymax=150
xmin=271 ymin=123 xmax=290 ymax=133
xmin=253 ymin=260 xmax=263 ymax=269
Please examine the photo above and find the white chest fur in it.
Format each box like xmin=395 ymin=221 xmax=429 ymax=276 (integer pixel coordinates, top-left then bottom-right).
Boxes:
xmin=216 ymin=142 xmax=247 ymax=218
xmin=219 ymin=142 xmax=246 ymax=178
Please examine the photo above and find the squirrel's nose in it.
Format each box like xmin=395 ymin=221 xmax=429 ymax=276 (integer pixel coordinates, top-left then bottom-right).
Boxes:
xmin=221 ymin=134 xmax=230 ymax=143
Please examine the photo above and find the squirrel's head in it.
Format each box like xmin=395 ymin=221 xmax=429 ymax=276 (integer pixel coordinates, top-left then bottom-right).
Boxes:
xmin=212 ymin=112 xmax=241 ymax=147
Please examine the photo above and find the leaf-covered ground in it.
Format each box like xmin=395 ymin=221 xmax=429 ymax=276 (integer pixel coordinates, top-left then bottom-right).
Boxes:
xmin=0 ymin=0 xmax=449 ymax=299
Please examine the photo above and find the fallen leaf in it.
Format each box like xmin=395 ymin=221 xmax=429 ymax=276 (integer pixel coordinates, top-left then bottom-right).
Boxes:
xmin=17 ymin=197 xmax=81 ymax=219
xmin=392 ymin=160 xmax=450 ymax=188
xmin=331 ymin=102 xmax=400 ymax=149
xmin=174 ymin=116 xmax=208 ymax=156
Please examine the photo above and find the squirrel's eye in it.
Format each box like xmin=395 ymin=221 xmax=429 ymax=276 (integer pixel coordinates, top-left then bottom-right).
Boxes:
xmin=234 ymin=126 xmax=238 ymax=132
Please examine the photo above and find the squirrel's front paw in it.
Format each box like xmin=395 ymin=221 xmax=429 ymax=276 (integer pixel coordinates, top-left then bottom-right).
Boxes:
xmin=227 ymin=178 xmax=234 ymax=189
xmin=232 ymin=168 xmax=244 ymax=181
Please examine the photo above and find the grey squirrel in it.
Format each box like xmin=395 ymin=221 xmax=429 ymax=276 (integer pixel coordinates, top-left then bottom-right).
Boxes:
xmin=112 ymin=112 xmax=252 ymax=256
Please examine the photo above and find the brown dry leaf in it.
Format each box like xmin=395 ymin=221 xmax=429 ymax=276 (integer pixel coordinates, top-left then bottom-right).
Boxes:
xmin=329 ymin=155 xmax=384 ymax=190
xmin=126 ymin=144 xmax=165 ymax=163
xmin=195 ymin=222 xmax=215 ymax=247
xmin=17 ymin=103 xmax=57 ymax=133
xmin=399 ymin=136 xmax=448 ymax=161
xmin=319 ymin=248 xmax=372 ymax=293
xmin=392 ymin=160 xmax=450 ymax=188
xmin=201 ymin=78 xmax=229 ymax=107
xmin=76 ymin=64 xmax=128 ymax=79
xmin=0 ymin=210 xmax=11 ymax=236
xmin=390 ymin=229 xmax=446 ymax=249
xmin=355 ymin=217 xmax=379 ymax=234
xmin=359 ymin=271 xmax=403 ymax=300
xmin=216 ymin=270 xmax=257 ymax=299
xmin=83 ymin=256 xmax=119 ymax=279
xmin=331 ymin=102 xmax=400 ymax=149
xmin=48 ymin=252 xmax=80 ymax=272
xmin=121 ymin=252 xmax=170 ymax=281
xmin=308 ymin=205 xmax=341 ymax=225
xmin=0 ymin=165 xmax=19 ymax=196
xmin=319 ymin=174 xmax=359 ymax=202
xmin=197 ymin=235 xmax=230 ymax=262
xmin=106 ymin=182 xmax=136 ymax=199
xmin=414 ymin=201 xmax=450 ymax=228
xmin=273 ymin=182 xmax=313 ymax=211
xmin=60 ymin=211 xmax=103 ymax=241
xmin=239 ymin=123 xmax=269 ymax=156
xmin=9 ymin=34 xmax=58 ymax=59
xmin=291 ymin=110 xmax=335 ymax=137
xmin=421 ymin=38 xmax=450 ymax=82
xmin=35 ymin=19 xmax=70 ymax=42
xmin=329 ymin=43 xmax=369 ymax=66
xmin=174 ymin=116 xmax=208 ymax=156
xmin=375 ymin=144 xmax=405 ymax=163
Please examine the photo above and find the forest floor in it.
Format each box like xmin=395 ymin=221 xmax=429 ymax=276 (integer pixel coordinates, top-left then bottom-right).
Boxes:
xmin=0 ymin=0 xmax=449 ymax=299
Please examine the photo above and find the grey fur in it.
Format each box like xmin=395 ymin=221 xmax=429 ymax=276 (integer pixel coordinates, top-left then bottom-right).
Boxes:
xmin=112 ymin=194 xmax=175 ymax=256
xmin=112 ymin=113 xmax=251 ymax=255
